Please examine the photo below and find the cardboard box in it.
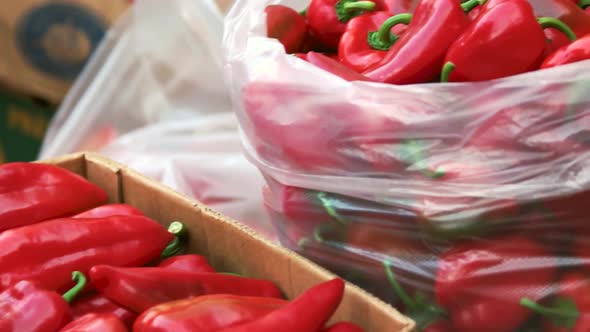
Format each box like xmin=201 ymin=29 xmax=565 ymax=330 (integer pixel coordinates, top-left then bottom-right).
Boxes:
xmin=0 ymin=89 xmax=56 ymax=163
xmin=43 ymin=152 xmax=414 ymax=332
xmin=0 ymin=1 xmax=129 ymax=103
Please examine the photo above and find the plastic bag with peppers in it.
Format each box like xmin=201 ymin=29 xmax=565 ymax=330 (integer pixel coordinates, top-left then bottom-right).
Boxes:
xmin=224 ymin=0 xmax=590 ymax=330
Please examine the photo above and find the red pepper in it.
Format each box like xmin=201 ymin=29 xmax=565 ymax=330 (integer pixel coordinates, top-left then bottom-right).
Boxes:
xmin=266 ymin=5 xmax=307 ymax=54
xmin=0 ymin=271 xmax=86 ymax=332
xmin=544 ymin=28 xmax=574 ymax=59
xmin=303 ymin=51 xmax=373 ymax=81
xmin=134 ymin=294 xmax=288 ymax=332
xmin=435 ymin=236 xmax=556 ymax=332
xmin=322 ymin=322 xmax=366 ymax=332
xmin=381 ymin=0 xmax=419 ymax=13
xmin=158 ymin=254 xmax=216 ymax=273
xmin=0 ymin=215 xmax=175 ymax=292
xmin=423 ymin=320 xmax=454 ymax=332
xmin=73 ymin=204 xmax=144 ymax=218
xmin=521 ymin=271 xmax=590 ymax=332
xmin=89 ymin=265 xmax=283 ymax=313
xmin=441 ymin=0 xmax=577 ymax=82
xmin=362 ymin=0 xmax=480 ymax=84
xmin=529 ymin=0 xmax=590 ymax=37
xmin=383 ymin=261 xmax=448 ymax=332
xmin=0 ymin=163 xmax=107 ymax=232
xmin=339 ymin=12 xmax=411 ymax=72
xmin=542 ymin=34 xmax=590 ymax=68
xmin=71 ymin=294 xmax=137 ymax=328
xmin=60 ymin=313 xmax=127 ymax=332
xmin=307 ymin=0 xmax=381 ymax=50
xmin=217 ymin=278 xmax=345 ymax=332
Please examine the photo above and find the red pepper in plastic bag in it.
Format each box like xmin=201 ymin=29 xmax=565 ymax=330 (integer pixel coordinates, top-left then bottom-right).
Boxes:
xmin=134 ymin=294 xmax=287 ymax=332
xmin=521 ymin=271 xmax=590 ymax=332
xmin=60 ymin=313 xmax=127 ymax=332
xmin=441 ymin=0 xmax=577 ymax=82
xmin=71 ymin=294 xmax=137 ymax=328
xmin=363 ymin=0 xmax=480 ymax=84
xmin=218 ymin=278 xmax=345 ymax=332
xmin=0 ymin=271 xmax=86 ymax=332
xmin=158 ymin=254 xmax=216 ymax=273
xmin=89 ymin=265 xmax=283 ymax=313
xmin=529 ymin=0 xmax=590 ymax=37
xmin=266 ymin=5 xmax=307 ymax=54
xmin=307 ymin=0 xmax=381 ymax=49
xmin=339 ymin=12 xmax=411 ymax=72
xmin=0 ymin=163 xmax=107 ymax=232
xmin=73 ymin=203 xmax=144 ymax=218
xmin=542 ymin=34 xmax=590 ymax=68
xmin=0 ymin=215 xmax=174 ymax=291
xmin=435 ymin=236 xmax=556 ymax=332
xmin=303 ymin=51 xmax=373 ymax=81
xmin=322 ymin=322 xmax=366 ymax=332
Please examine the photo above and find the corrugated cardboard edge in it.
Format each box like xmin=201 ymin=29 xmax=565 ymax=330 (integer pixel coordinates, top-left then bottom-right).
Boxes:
xmin=43 ymin=152 xmax=415 ymax=332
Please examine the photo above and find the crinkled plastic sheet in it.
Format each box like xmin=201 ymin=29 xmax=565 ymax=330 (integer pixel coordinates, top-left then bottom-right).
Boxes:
xmin=40 ymin=0 xmax=277 ymax=242
xmin=224 ymin=0 xmax=590 ymax=328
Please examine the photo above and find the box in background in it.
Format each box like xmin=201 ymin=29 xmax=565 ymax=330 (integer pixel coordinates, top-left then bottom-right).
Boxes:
xmin=0 ymin=89 xmax=55 ymax=163
xmin=0 ymin=0 xmax=129 ymax=104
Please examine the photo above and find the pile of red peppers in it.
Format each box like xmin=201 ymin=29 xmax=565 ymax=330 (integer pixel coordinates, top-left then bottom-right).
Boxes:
xmin=266 ymin=0 xmax=590 ymax=83
xmin=0 ymin=162 xmax=362 ymax=332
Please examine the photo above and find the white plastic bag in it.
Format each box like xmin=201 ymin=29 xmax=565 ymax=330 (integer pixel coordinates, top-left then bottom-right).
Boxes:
xmin=40 ymin=0 xmax=277 ymax=242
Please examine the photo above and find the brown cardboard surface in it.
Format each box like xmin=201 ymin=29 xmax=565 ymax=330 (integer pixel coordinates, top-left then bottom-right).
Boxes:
xmin=47 ymin=152 xmax=415 ymax=332
xmin=0 ymin=1 xmax=129 ymax=103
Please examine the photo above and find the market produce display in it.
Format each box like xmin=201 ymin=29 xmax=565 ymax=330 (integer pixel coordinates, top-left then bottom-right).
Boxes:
xmin=224 ymin=0 xmax=590 ymax=330
xmin=0 ymin=162 xmax=362 ymax=332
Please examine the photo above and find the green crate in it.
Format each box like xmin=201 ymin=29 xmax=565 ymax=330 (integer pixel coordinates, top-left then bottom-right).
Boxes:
xmin=0 ymin=90 xmax=55 ymax=163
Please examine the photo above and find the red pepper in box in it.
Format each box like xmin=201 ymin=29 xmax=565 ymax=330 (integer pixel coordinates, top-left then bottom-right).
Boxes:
xmin=521 ymin=271 xmax=590 ymax=332
xmin=0 ymin=163 xmax=107 ymax=232
xmin=89 ymin=265 xmax=283 ymax=313
xmin=435 ymin=236 xmax=556 ymax=332
xmin=339 ymin=12 xmax=411 ymax=72
xmin=71 ymin=294 xmax=137 ymax=328
xmin=219 ymin=278 xmax=345 ymax=332
xmin=441 ymin=0 xmax=577 ymax=82
xmin=60 ymin=313 xmax=127 ymax=332
xmin=73 ymin=203 xmax=144 ymax=218
xmin=0 ymin=215 xmax=174 ymax=291
xmin=0 ymin=271 xmax=86 ymax=332
xmin=266 ymin=5 xmax=307 ymax=54
xmin=307 ymin=0 xmax=381 ymax=50
xmin=134 ymin=294 xmax=288 ymax=332
xmin=158 ymin=254 xmax=216 ymax=273
xmin=362 ymin=0 xmax=481 ymax=84
xmin=542 ymin=34 xmax=590 ymax=68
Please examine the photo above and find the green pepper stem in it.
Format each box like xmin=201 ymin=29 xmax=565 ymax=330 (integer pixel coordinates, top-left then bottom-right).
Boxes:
xmin=161 ymin=221 xmax=188 ymax=258
xmin=538 ymin=17 xmax=577 ymax=42
xmin=317 ymin=192 xmax=347 ymax=224
xmin=461 ymin=0 xmax=485 ymax=13
xmin=343 ymin=1 xmax=376 ymax=12
xmin=367 ymin=13 xmax=412 ymax=51
xmin=580 ymin=0 xmax=590 ymax=9
xmin=440 ymin=62 xmax=455 ymax=83
xmin=62 ymin=271 xmax=87 ymax=303
xmin=299 ymin=6 xmax=308 ymax=16
xmin=383 ymin=260 xmax=416 ymax=311
xmin=520 ymin=298 xmax=578 ymax=318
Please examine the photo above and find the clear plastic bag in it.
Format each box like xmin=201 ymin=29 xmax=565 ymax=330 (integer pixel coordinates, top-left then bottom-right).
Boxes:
xmin=40 ymin=0 xmax=277 ymax=242
xmin=224 ymin=0 xmax=590 ymax=330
